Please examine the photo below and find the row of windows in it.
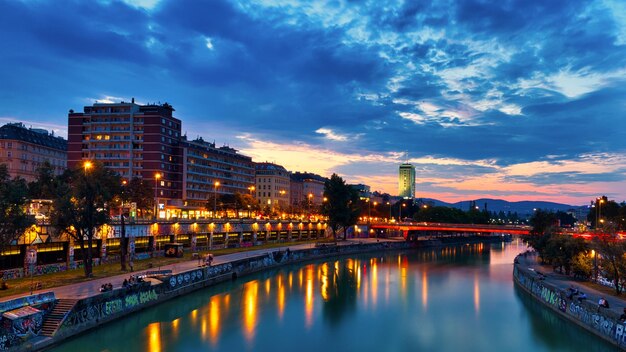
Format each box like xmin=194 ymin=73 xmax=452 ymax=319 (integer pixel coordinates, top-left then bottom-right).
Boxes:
xmin=160 ymin=118 xmax=180 ymax=130
xmin=0 ymin=142 xmax=65 ymax=157
xmin=257 ymin=192 xmax=289 ymax=198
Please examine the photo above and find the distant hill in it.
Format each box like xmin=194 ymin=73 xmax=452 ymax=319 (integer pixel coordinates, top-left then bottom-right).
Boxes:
xmin=419 ymin=198 xmax=586 ymax=218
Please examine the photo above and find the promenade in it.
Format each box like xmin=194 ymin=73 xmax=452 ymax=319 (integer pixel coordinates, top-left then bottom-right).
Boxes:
xmin=4 ymin=238 xmax=403 ymax=302
xmin=517 ymin=252 xmax=626 ymax=316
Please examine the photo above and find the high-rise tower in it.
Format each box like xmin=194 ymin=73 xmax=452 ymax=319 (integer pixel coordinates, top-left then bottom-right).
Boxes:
xmin=398 ymin=163 xmax=415 ymax=199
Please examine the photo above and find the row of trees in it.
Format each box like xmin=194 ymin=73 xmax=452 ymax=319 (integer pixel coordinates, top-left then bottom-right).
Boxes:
xmin=526 ymin=209 xmax=626 ymax=294
xmin=0 ymin=162 xmax=153 ymax=277
xmin=587 ymin=196 xmax=626 ymax=230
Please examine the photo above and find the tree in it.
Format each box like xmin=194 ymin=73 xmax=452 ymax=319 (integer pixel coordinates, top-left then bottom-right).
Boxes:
xmin=121 ymin=177 xmax=154 ymax=219
xmin=0 ymin=165 xmax=34 ymax=253
xmin=51 ymin=162 xmax=121 ymax=277
xmin=593 ymin=223 xmax=626 ymax=295
xmin=322 ymin=174 xmax=355 ymax=240
xmin=525 ymin=210 xmax=559 ymax=262
xmin=340 ymin=188 xmax=361 ymax=240
xmin=28 ymin=161 xmax=57 ymax=200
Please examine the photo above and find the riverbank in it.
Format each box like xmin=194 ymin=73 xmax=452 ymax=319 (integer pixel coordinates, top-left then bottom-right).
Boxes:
xmin=0 ymin=235 xmax=510 ymax=351
xmin=6 ymin=238 xmax=409 ymax=351
xmin=513 ymin=251 xmax=626 ymax=350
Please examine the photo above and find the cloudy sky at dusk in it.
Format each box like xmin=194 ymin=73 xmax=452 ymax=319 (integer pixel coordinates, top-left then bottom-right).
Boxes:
xmin=1 ymin=0 xmax=625 ymax=205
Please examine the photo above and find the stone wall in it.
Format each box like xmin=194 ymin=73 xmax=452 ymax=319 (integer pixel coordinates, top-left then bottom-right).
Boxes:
xmin=513 ymin=261 xmax=626 ymax=349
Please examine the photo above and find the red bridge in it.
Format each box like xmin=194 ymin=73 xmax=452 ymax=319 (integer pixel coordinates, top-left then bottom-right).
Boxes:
xmin=368 ymin=222 xmax=624 ymax=240
xmin=369 ymin=222 xmax=531 ymax=239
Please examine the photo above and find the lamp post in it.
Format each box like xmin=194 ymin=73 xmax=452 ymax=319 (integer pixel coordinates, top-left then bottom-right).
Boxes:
xmin=213 ymin=181 xmax=220 ymax=218
xmin=598 ymin=198 xmax=605 ymax=230
xmin=154 ymin=173 xmax=161 ymax=219
xmin=307 ymin=193 xmax=313 ymax=216
xmin=386 ymin=201 xmax=391 ymax=221
xmin=399 ymin=202 xmax=406 ymax=222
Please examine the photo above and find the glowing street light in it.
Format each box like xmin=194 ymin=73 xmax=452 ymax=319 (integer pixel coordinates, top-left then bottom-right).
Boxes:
xmin=214 ymin=181 xmax=220 ymax=218
xmin=154 ymin=173 xmax=161 ymax=219
xmin=83 ymin=161 xmax=92 ymax=173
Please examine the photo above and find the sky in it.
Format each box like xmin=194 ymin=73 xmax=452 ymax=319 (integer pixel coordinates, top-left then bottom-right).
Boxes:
xmin=1 ymin=0 xmax=625 ymax=205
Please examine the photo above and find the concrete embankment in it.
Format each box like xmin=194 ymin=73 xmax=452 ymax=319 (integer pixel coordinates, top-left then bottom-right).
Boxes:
xmin=21 ymin=241 xmax=411 ymax=351
xmin=513 ymin=253 xmax=626 ymax=350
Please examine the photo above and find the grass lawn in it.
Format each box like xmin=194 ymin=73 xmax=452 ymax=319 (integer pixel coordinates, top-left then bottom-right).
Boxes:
xmin=0 ymin=240 xmax=318 ymax=299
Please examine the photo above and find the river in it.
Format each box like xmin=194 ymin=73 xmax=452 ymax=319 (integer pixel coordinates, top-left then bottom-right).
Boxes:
xmin=51 ymin=238 xmax=614 ymax=351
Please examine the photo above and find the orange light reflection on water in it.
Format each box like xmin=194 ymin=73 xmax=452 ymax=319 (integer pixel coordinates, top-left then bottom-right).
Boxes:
xmin=147 ymin=322 xmax=161 ymax=352
xmin=278 ymin=275 xmax=285 ymax=320
xmin=243 ymin=281 xmax=259 ymax=343
xmin=305 ymin=265 xmax=314 ymax=328
xmin=422 ymin=270 xmax=428 ymax=309
xmin=209 ymin=295 xmax=220 ymax=346
xmin=474 ymin=273 xmax=480 ymax=315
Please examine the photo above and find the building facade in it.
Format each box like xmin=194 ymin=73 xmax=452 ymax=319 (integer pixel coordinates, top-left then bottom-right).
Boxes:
xmin=0 ymin=123 xmax=67 ymax=182
xmin=67 ymin=100 xmax=183 ymax=206
xmin=290 ymin=172 xmax=327 ymax=210
xmin=350 ymin=183 xmax=371 ymax=200
xmin=255 ymin=162 xmax=290 ymax=211
xmin=398 ymin=163 xmax=415 ymax=199
xmin=181 ymin=137 xmax=255 ymax=211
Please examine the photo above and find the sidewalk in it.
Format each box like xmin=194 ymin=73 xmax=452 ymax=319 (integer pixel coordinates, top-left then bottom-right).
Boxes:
xmin=517 ymin=253 xmax=626 ymax=315
xmin=2 ymin=238 xmax=393 ymax=302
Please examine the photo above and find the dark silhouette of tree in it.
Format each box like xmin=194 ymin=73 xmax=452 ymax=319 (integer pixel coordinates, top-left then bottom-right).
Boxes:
xmin=28 ymin=161 xmax=57 ymax=200
xmin=121 ymin=177 xmax=153 ymax=219
xmin=51 ymin=162 xmax=120 ymax=277
xmin=0 ymin=165 xmax=34 ymax=254
xmin=322 ymin=174 xmax=357 ymax=240
xmin=593 ymin=223 xmax=626 ymax=295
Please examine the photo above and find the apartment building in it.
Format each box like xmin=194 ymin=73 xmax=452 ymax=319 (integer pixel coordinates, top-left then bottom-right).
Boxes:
xmin=0 ymin=123 xmax=67 ymax=182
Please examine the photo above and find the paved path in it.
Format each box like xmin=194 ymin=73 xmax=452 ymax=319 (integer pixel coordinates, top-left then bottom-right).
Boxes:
xmin=5 ymin=238 xmax=402 ymax=301
xmin=517 ymin=252 xmax=626 ymax=316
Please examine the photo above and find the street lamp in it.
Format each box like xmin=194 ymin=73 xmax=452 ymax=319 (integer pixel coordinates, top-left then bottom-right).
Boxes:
xmin=307 ymin=193 xmax=313 ymax=215
xmin=399 ymin=203 xmax=406 ymax=222
xmin=248 ymin=185 xmax=255 ymax=196
xmin=154 ymin=173 xmax=161 ymax=219
xmin=386 ymin=201 xmax=391 ymax=221
xmin=598 ymin=198 xmax=605 ymax=230
xmin=214 ymin=181 xmax=220 ymax=218
xmin=83 ymin=161 xmax=92 ymax=173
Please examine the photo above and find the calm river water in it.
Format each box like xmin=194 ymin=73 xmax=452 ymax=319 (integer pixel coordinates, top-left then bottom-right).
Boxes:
xmin=52 ymin=239 xmax=614 ymax=351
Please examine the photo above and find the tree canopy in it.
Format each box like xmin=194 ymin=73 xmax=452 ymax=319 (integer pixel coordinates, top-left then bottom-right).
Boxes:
xmin=0 ymin=165 xmax=34 ymax=252
xmin=322 ymin=174 xmax=360 ymax=240
xmin=51 ymin=162 xmax=121 ymax=277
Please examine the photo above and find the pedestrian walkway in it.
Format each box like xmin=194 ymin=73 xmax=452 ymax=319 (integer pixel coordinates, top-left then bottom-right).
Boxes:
xmin=517 ymin=252 xmax=626 ymax=316
xmin=2 ymin=238 xmax=395 ymax=302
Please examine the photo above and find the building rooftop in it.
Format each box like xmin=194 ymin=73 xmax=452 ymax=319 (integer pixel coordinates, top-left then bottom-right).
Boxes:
xmin=290 ymin=171 xmax=327 ymax=183
xmin=255 ymin=162 xmax=288 ymax=172
xmin=0 ymin=123 xmax=67 ymax=151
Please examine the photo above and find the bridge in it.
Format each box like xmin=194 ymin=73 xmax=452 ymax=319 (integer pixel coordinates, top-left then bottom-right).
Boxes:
xmin=368 ymin=222 xmax=625 ymax=241
xmin=369 ymin=222 xmax=531 ymax=240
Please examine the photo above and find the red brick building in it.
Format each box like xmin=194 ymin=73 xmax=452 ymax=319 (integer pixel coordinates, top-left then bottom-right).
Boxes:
xmin=67 ymin=100 xmax=182 ymax=206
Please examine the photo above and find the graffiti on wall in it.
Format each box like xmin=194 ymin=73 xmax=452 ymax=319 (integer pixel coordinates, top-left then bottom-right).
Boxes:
xmin=0 ymin=268 xmax=24 ymax=280
xmin=63 ymin=288 xmax=159 ymax=328
xmin=167 ymin=269 xmax=207 ymax=289
xmin=0 ymin=333 xmax=21 ymax=351
xmin=514 ymin=261 xmax=625 ymax=347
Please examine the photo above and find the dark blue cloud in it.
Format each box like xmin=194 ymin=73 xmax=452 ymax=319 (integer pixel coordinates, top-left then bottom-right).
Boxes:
xmin=0 ymin=0 xmax=625 ymax=201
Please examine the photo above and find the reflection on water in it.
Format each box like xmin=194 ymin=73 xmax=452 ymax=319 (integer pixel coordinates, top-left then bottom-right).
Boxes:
xmin=242 ymin=280 xmax=258 ymax=342
xmin=53 ymin=239 xmax=616 ymax=352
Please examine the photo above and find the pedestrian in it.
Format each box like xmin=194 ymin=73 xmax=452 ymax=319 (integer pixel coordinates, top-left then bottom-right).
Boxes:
xmin=598 ymin=297 xmax=609 ymax=308
xmin=620 ymin=308 xmax=626 ymax=322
